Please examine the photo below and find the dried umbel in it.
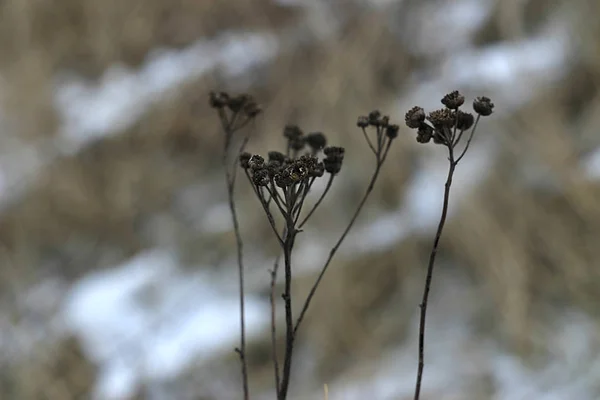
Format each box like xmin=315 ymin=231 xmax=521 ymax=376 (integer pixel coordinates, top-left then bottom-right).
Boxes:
xmin=210 ymin=90 xmax=263 ymax=400
xmin=216 ymin=91 xmax=398 ymax=400
xmin=405 ymin=90 xmax=495 ymax=400
xmin=404 ymin=90 xmax=493 ymax=158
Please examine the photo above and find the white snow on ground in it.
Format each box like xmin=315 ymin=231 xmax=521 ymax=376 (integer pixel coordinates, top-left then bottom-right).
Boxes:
xmin=62 ymin=249 xmax=270 ymax=399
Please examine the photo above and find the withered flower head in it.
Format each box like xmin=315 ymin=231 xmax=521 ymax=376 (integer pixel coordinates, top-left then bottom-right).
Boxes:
xmin=427 ymin=108 xmax=455 ymax=128
xmin=268 ymin=151 xmax=286 ymax=164
xmin=252 ymin=168 xmax=269 ymax=187
xmin=386 ymin=124 xmax=399 ymax=139
xmin=416 ymin=124 xmax=433 ymax=144
xmin=239 ymin=152 xmax=252 ymax=169
xmin=357 ymin=116 xmax=369 ymax=128
xmin=306 ymin=132 xmax=327 ymax=151
xmin=323 ymin=146 xmax=345 ymax=157
xmin=288 ymin=161 xmax=308 ymax=183
xmin=283 ymin=125 xmax=303 ymax=140
xmin=473 ymin=96 xmax=494 ymax=116
xmin=209 ymin=91 xmax=229 ymax=109
xmin=455 ymin=110 xmax=474 ymax=130
xmin=405 ymin=106 xmax=426 ymax=129
xmin=323 ymin=146 xmax=345 ymax=174
xmin=310 ymin=161 xmax=325 ymax=177
xmin=248 ymin=154 xmax=265 ymax=171
xmin=290 ymin=136 xmax=305 ymax=151
xmin=368 ymin=110 xmax=382 ymax=126
xmin=275 ymin=169 xmax=292 ymax=188
xmin=227 ymin=94 xmax=250 ymax=113
xmin=441 ymin=90 xmax=465 ymax=109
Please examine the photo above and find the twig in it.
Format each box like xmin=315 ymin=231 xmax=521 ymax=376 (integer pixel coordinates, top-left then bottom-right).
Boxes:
xmin=278 ymin=226 xmax=297 ymax=399
xmin=298 ymin=174 xmax=335 ymax=229
xmin=221 ymin=116 xmax=250 ymax=400
xmin=413 ymin=148 xmax=456 ymax=400
xmin=294 ymin=143 xmax=388 ymax=336
xmin=269 ymin=254 xmax=282 ymax=395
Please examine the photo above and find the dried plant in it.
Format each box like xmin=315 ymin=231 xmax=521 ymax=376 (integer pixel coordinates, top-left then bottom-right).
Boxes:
xmin=404 ymin=91 xmax=494 ymax=400
xmin=210 ymin=91 xmax=262 ymax=400
xmin=211 ymin=89 xmax=494 ymax=400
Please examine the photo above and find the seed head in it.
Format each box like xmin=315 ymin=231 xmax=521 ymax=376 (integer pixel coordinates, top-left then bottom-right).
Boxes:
xmin=310 ymin=161 xmax=325 ymax=178
xmin=405 ymin=106 xmax=426 ymax=129
xmin=323 ymin=146 xmax=345 ymax=174
xmin=386 ymin=124 xmax=399 ymax=139
xmin=455 ymin=111 xmax=474 ymax=130
xmin=306 ymin=132 xmax=327 ymax=151
xmin=416 ymin=124 xmax=433 ymax=144
xmin=239 ymin=152 xmax=252 ymax=169
xmin=290 ymin=136 xmax=305 ymax=151
xmin=441 ymin=91 xmax=465 ymax=109
xmin=209 ymin=91 xmax=230 ymax=109
xmin=268 ymin=151 xmax=286 ymax=164
xmin=283 ymin=125 xmax=303 ymax=140
xmin=323 ymin=146 xmax=345 ymax=157
xmin=275 ymin=169 xmax=292 ymax=188
xmin=473 ymin=96 xmax=494 ymax=116
xmin=427 ymin=108 xmax=455 ymax=128
xmin=368 ymin=110 xmax=382 ymax=126
xmin=248 ymin=154 xmax=265 ymax=171
xmin=227 ymin=94 xmax=251 ymax=113
xmin=357 ymin=116 xmax=369 ymax=128
xmin=252 ymin=168 xmax=269 ymax=187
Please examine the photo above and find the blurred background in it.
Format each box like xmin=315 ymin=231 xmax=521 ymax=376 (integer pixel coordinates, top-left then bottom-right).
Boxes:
xmin=1 ymin=0 xmax=599 ymax=398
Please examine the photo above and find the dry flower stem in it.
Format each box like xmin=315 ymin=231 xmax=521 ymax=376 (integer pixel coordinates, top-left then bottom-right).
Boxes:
xmin=294 ymin=140 xmax=392 ymax=336
xmin=220 ymin=113 xmax=250 ymax=400
xmin=413 ymin=146 xmax=456 ymax=400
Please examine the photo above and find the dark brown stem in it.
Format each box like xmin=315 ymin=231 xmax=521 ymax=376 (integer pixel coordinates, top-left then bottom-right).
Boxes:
xmin=278 ymin=227 xmax=296 ymax=400
xmin=413 ymin=147 xmax=456 ymax=400
xmin=294 ymin=142 xmax=389 ymax=335
xmin=221 ymin=119 xmax=250 ymax=400
xmin=298 ymin=174 xmax=334 ymax=229
xmin=269 ymin=254 xmax=282 ymax=396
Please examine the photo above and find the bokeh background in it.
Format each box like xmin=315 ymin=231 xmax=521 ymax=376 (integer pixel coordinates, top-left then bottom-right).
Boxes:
xmin=1 ymin=0 xmax=600 ymax=398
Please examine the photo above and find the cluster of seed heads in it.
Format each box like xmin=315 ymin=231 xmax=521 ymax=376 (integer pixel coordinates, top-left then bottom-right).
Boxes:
xmin=241 ymin=129 xmax=343 ymax=190
xmin=209 ymin=91 xmax=262 ymax=119
xmin=404 ymin=91 xmax=493 ymax=146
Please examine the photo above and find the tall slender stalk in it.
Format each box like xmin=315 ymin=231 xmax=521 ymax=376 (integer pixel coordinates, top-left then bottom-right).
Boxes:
xmin=413 ymin=150 xmax=455 ymax=400
xmin=407 ymin=92 xmax=494 ymax=399
xmin=211 ymin=92 xmax=261 ymax=400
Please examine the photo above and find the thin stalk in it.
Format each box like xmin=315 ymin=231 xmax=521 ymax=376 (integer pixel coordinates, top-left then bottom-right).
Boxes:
xmin=278 ymin=228 xmax=296 ymax=399
xmin=413 ymin=147 xmax=456 ymax=400
xmin=221 ymin=120 xmax=249 ymax=400
xmin=294 ymin=143 xmax=389 ymax=335
xmin=269 ymin=253 xmax=282 ymax=395
xmin=298 ymin=174 xmax=334 ymax=229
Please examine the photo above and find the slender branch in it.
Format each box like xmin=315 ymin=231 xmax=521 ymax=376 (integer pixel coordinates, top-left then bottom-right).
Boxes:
xmin=269 ymin=253 xmax=282 ymax=396
xmin=278 ymin=227 xmax=297 ymax=399
xmin=455 ymin=114 xmax=481 ymax=164
xmin=220 ymin=117 xmax=250 ymax=400
xmin=361 ymin=127 xmax=377 ymax=155
xmin=298 ymin=174 xmax=334 ymax=229
xmin=294 ymin=156 xmax=384 ymax=335
xmin=413 ymin=147 xmax=456 ymax=400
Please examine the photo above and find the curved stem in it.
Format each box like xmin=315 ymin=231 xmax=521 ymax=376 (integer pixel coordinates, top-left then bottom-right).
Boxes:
xmin=294 ymin=157 xmax=384 ymax=335
xmin=298 ymin=174 xmax=334 ymax=229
